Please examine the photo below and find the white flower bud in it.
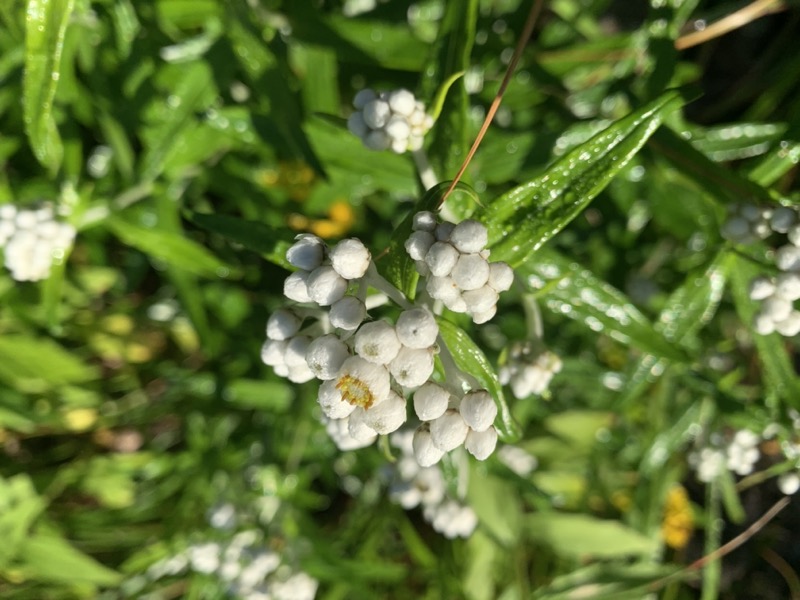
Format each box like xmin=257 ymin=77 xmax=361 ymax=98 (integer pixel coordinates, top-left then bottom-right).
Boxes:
xmin=385 ymin=116 xmax=411 ymax=141
xmin=462 ymin=285 xmax=499 ymax=315
xmin=0 ymin=204 xmax=16 ymax=220
xmin=261 ymin=339 xmax=287 ymax=367
xmin=413 ymin=382 xmax=450 ymax=421
xmin=721 ymin=216 xmax=751 ymax=243
xmin=425 ymin=241 xmax=459 ymax=277
xmin=426 ymin=275 xmax=460 ymax=303
xmin=748 ymin=275 xmax=776 ymax=300
xmin=390 ymin=346 xmax=434 ymax=388
xmin=459 ymin=390 xmax=497 ymax=432
xmin=407 ymin=134 xmax=424 ymax=151
xmin=283 ymin=271 xmax=312 ymax=303
xmin=752 ymin=221 xmax=771 ymax=239
xmin=388 ymin=89 xmax=416 ymax=116
xmin=412 ymin=211 xmax=437 ymax=232
xmin=753 ymin=312 xmax=776 ymax=335
xmin=762 ymin=296 xmax=793 ymax=321
xmin=395 ymin=308 xmax=438 ymax=349
xmin=287 ymin=362 xmax=315 ymax=383
xmin=775 ymin=311 xmax=800 ymax=336
xmin=430 ymin=409 xmax=469 ymax=452
xmin=362 ymin=99 xmax=391 ymax=128
xmin=347 ymin=112 xmax=369 ymax=138
xmin=330 ymin=296 xmax=366 ymax=330
xmin=465 ymin=427 xmax=498 ymax=460
xmin=306 ymin=266 xmax=348 ymax=306
xmin=488 ymin=262 xmax=514 ymax=292
xmin=415 ymin=260 xmax=430 ymax=276
xmin=776 ymin=272 xmax=800 ymax=301
xmin=776 ymin=244 xmax=800 ymax=272
xmin=443 ymin=293 xmax=468 ymax=313
xmin=789 ymin=224 xmax=800 ymax=246
xmin=362 ymin=390 xmax=407 ymax=434
xmin=330 ymin=238 xmax=371 ymax=280
xmin=435 ymin=221 xmax=455 ymax=241
xmin=353 ymin=88 xmax=377 ymax=109
xmin=306 ymin=334 xmax=350 ymax=380
xmin=284 ymin=336 xmax=311 ymax=368
xmin=318 ymin=379 xmax=357 ymax=418
xmin=15 ymin=210 xmax=38 ymax=230
xmin=778 ymin=472 xmax=800 ymax=495
xmin=770 ymin=207 xmax=796 ymax=233
xmin=413 ymin=424 xmax=445 ymax=467
xmin=354 ymin=320 xmax=401 ymax=364
xmin=451 ymin=253 xmax=490 ymax=291
xmin=286 ymin=234 xmax=324 ymax=271
xmin=405 ymin=230 xmax=435 ymax=261
xmin=326 ymin=415 xmax=376 ymax=450
xmin=348 ymin=408 xmax=380 ymax=441
xmin=449 ymin=220 xmax=488 ymax=254
xmin=741 ymin=204 xmax=762 ymax=221
xmin=390 ymin=137 xmax=407 ymax=154
xmin=266 ymin=309 xmax=302 ymax=340
xmin=471 ymin=305 xmax=497 ymax=324
xmin=364 ymin=129 xmax=391 ymax=151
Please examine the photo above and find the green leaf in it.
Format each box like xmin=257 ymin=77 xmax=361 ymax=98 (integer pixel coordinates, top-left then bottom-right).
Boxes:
xmin=0 ymin=335 xmax=97 ymax=392
xmin=0 ymin=475 xmax=46 ymax=569
xmin=526 ymin=512 xmax=657 ymax=560
xmin=23 ymin=0 xmax=75 ymax=174
xmin=544 ymin=410 xmax=614 ymax=450
xmin=107 ymin=217 xmax=229 ymax=278
xmin=532 ymin=562 xmax=684 ymax=600
xmin=688 ymin=122 xmax=786 ymax=162
xmin=467 ymin=472 xmax=523 ymax=546
xmin=225 ymin=379 xmax=293 ymax=413
xmin=18 ymin=532 xmax=121 ymax=587
xmin=484 ymin=90 xmax=684 ymax=266
xmin=436 ymin=318 xmax=520 ymax=442
xmin=188 ymin=212 xmax=294 ymax=269
xmin=521 ymin=248 xmax=686 ymax=360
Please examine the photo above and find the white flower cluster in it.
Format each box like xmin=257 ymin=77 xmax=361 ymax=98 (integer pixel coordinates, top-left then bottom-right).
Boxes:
xmin=347 ymin=88 xmax=433 ymax=153
xmin=135 ymin=504 xmax=317 ymax=600
xmin=689 ymin=429 xmax=761 ymax=483
xmin=387 ymin=431 xmax=478 ymax=538
xmin=263 ymin=225 xmax=514 ymax=466
xmin=405 ymin=212 xmax=513 ymax=323
xmin=0 ymin=204 xmax=75 ymax=282
xmin=720 ymin=203 xmax=776 ymax=244
xmin=499 ymin=344 xmax=562 ymax=399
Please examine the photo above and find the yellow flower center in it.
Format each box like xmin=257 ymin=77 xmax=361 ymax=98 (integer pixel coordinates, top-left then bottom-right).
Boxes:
xmin=337 ymin=375 xmax=375 ymax=409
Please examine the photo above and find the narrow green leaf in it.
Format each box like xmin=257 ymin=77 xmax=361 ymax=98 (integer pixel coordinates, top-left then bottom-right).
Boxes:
xmin=521 ymin=248 xmax=686 ymax=360
xmin=0 ymin=475 xmax=46 ymax=569
xmin=436 ymin=318 xmax=520 ymax=441
xmin=18 ymin=532 xmax=121 ymax=586
xmin=688 ymin=122 xmax=786 ymax=162
xmin=0 ymin=335 xmax=98 ymax=391
xmin=484 ymin=90 xmax=684 ymax=266
xmin=23 ymin=0 xmax=75 ymax=173
xmin=188 ymin=212 xmax=293 ymax=269
xmin=107 ymin=217 xmax=229 ymax=278
xmin=747 ymin=141 xmax=800 ymax=187
xmin=640 ymin=399 xmax=714 ymax=476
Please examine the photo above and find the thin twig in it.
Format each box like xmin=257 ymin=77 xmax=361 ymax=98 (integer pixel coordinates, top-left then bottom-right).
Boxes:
xmin=439 ymin=0 xmax=546 ymax=207
xmin=675 ymin=0 xmax=786 ymax=51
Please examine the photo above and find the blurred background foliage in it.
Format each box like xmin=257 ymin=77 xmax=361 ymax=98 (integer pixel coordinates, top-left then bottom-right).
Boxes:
xmin=0 ymin=0 xmax=799 ymax=598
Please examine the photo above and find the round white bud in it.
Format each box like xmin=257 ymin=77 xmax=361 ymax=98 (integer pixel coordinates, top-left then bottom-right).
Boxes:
xmin=789 ymin=224 xmax=800 ymax=246
xmin=353 ymin=88 xmax=377 ymax=109
xmin=363 ymin=129 xmax=391 ymax=151
xmin=462 ymin=285 xmax=499 ymax=315
xmin=347 ymin=112 xmax=369 ymax=138
xmin=465 ymin=427 xmax=498 ymax=460
xmin=763 ymin=296 xmax=793 ymax=322
xmin=395 ymin=308 xmax=438 ymax=349
xmin=741 ymin=204 xmax=762 ymax=221
xmin=306 ymin=266 xmax=348 ymax=306
xmin=721 ymin=217 xmax=751 ymax=243
xmin=770 ymin=207 xmax=796 ymax=233
xmin=443 ymin=293 xmax=468 ymax=313
xmin=407 ymin=134 xmax=424 ymax=151
xmin=390 ymin=346 xmax=434 ymax=388
xmin=385 ymin=116 xmax=411 ymax=141
xmin=287 ymin=362 xmax=315 ymax=384
xmin=286 ymin=234 xmax=324 ymax=271
xmin=471 ymin=305 xmax=497 ymax=324
xmin=459 ymin=390 xmax=497 ymax=432
xmin=261 ymin=339 xmax=287 ymax=366
xmin=362 ymin=390 xmax=407 ymax=435
xmin=775 ymin=311 xmax=800 ymax=337
xmin=318 ymin=380 xmax=357 ymax=419
xmin=305 ymin=334 xmax=350 ymax=380
xmin=488 ymin=262 xmax=514 ymax=292
xmin=435 ymin=221 xmax=455 ymax=242
xmin=390 ymin=137 xmax=407 ymax=154
xmin=752 ymin=221 xmax=771 ymax=239
xmin=405 ymin=230 xmax=435 ymax=261
xmin=283 ymin=271 xmax=312 ymax=303
xmin=330 ymin=238 xmax=371 ymax=280
xmin=776 ymin=244 xmax=800 ymax=272
xmin=449 ymin=219 xmax=488 ymax=254
xmin=430 ymin=409 xmax=469 ymax=452
xmin=348 ymin=409 xmax=380 ymax=441
xmin=413 ymin=424 xmax=445 ymax=467
xmin=778 ymin=472 xmax=800 ymax=495
xmin=753 ymin=312 xmax=776 ymax=335
xmin=748 ymin=276 xmax=776 ymax=300
xmin=415 ymin=260 xmax=430 ymax=277
xmin=426 ymin=275 xmax=460 ymax=303
xmin=362 ymin=99 xmax=391 ymax=129
xmin=776 ymin=272 xmax=800 ymax=301
xmin=413 ymin=382 xmax=450 ymax=421
xmin=284 ymin=336 xmax=311 ymax=368
xmin=15 ymin=210 xmax=38 ymax=230
xmin=329 ymin=296 xmax=367 ymax=331
xmin=412 ymin=211 xmax=437 ymax=232
xmin=451 ymin=253 xmax=490 ymax=291
xmin=354 ymin=320 xmax=401 ymax=365
xmin=0 ymin=204 xmax=16 ymax=221
xmin=266 ymin=309 xmax=302 ymax=340
xmin=388 ymin=89 xmax=416 ymax=117
xmin=425 ymin=241 xmax=459 ymax=277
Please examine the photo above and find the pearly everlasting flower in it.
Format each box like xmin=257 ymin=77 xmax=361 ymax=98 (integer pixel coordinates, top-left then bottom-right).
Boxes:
xmin=465 ymin=427 xmax=498 ymax=460
xmin=413 ymin=382 xmax=450 ymax=421
xmin=266 ymin=309 xmax=302 ymax=340
xmin=423 ymin=500 xmax=478 ymax=539
xmin=725 ymin=429 xmax=760 ymax=476
xmin=329 ymin=296 xmax=366 ymax=330
xmin=325 ymin=415 xmax=377 ymax=450
xmin=0 ymin=204 xmax=75 ymax=282
xmin=354 ymin=320 xmax=401 ymax=364
xmin=361 ymin=390 xmax=407 ymax=434
xmin=497 ymin=446 xmax=538 ymax=476
xmin=500 ymin=344 xmax=562 ymax=399
xmin=318 ymin=356 xmax=390 ymax=419
xmin=395 ymin=307 xmax=438 ymax=349
xmin=390 ymin=346 xmax=434 ymax=388
xmin=330 ymin=238 xmax=371 ymax=280
xmin=348 ymin=88 xmax=433 ymax=154
xmin=430 ymin=409 xmax=469 ymax=452
xmin=306 ymin=266 xmax=348 ymax=306
xmin=283 ymin=271 xmax=312 ymax=303
xmin=413 ymin=424 xmax=445 ymax=466
xmin=459 ymin=390 xmax=497 ymax=432
xmin=286 ymin=234 xmax=325 ymax=270
xmin=778 ymin=472 xmax=800 ymax=495
xmin=690 ymin=447 xmax=725 ymax=483
xmin=305 ymin=334 xmax=350 ymax=380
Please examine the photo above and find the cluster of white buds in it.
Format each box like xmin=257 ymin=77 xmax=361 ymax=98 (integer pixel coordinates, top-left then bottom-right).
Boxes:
xmin=347 ymin=88 xmax=433 ymax=153
xmin=405 ymin=211 xmax=513 ymax=323
xmin=263 ymin=220 xmax=516 ymax=466
xmin=720 ymin=203 xmax=775 ymax=244
xmin=689 ymin=429 xmax=761 ymax=483
xmin=135 ymin=504 xmax=317 ymax=600
xmin=498 ymin=343 xmax=562 ymax=399
xmin=386 ymin=431 xmax=477 ymax=538
xmin=0 ymin=204 xmax=75 ymax=281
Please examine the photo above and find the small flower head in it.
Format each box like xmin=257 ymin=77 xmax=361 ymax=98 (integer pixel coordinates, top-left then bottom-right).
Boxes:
xmin=286 ymin=234 xmax=325 ymax=271
xmin=395 ymin=307 xmax=439 ymax=349
xmin=459 ymin=390 xmax=497 ymax=432
xmin=330 ymin=238 xmax=371 ymax=280
xmin=354 ymin=320 xmax=401 ymax=364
